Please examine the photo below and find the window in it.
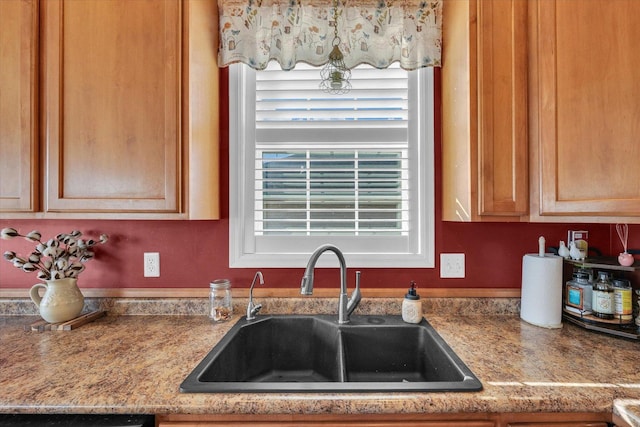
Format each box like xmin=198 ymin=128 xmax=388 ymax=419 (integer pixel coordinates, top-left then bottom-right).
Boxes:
xmin=229 ymin=62 xmax=434 ymax=268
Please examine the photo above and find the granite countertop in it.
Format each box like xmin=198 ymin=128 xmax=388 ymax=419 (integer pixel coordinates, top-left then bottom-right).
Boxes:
xmin=0 ymin=298 xmax=639 ymax=423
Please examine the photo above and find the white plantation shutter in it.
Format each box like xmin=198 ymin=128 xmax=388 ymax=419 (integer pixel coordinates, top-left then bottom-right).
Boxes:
xmin=255 ymin=63 xmax=409 ymax=237
xmin=255 ymin=64 xmax=408 ymax=129
xmin=229 ymin=63 xmax=434 ymax=268
xmin=256 ymin=150 xmax=408 ymax=236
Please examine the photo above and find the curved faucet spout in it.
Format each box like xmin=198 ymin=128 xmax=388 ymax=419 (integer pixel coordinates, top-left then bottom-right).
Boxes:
xmin=246 ymin=271 xmax=264 ymax=320
xmin=300 ymin=244 xmax=345 ymax=295
xmin=300 ymin=244 xmax=361 ymax=324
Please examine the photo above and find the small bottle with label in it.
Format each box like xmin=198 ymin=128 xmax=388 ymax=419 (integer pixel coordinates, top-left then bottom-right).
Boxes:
xmin=612 ymin=278 xmax=633 ymax=322
xmin=402 ymin=281 xmax=422 ymax=324
xmin=565 ymin=270 xmax=592 ymax=314
xmin=591 ymin=271 xmax=614 ymax=319
xmin=209 ymin=279 xmax=233 ymax=322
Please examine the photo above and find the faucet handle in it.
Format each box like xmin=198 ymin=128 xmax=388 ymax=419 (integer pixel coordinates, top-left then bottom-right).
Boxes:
xmin=346 ymin=270 xmax=362 ymax=316
xmin=253 ymin=303 xmax=263 ymax=316
xmin=247 ymin=301 xmax=263 ymax=321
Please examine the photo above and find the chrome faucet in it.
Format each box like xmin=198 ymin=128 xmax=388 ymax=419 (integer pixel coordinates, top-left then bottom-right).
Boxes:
xmin=246 ymin=271 xmax=264 ymax=320
xmin=300 ymin=244 xmax=361 ymax=324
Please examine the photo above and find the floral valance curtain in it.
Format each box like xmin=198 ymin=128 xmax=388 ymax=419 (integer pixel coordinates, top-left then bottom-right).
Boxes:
xmin=218 ymin=0 xmax=442 ymax=71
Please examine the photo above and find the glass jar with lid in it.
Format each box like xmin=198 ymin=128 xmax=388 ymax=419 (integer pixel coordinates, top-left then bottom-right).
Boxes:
xmin=591 ymin=271 xmax=614 ymax=319
xmin=209 ymin=279 xmax=233 ymax=322
xmin=565 ymin=270 xmax=592 ymax=313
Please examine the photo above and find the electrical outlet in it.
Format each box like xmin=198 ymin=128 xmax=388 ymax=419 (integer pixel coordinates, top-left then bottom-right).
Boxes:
xmin=440 ymin=253 xmax=465 ymax=278
xmin=144 ymin=252 xmax=160 ymax=277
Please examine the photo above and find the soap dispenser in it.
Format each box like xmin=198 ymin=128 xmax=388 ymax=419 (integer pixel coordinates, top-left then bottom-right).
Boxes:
xmin=402 ymin=281 xmax=422 ymax=324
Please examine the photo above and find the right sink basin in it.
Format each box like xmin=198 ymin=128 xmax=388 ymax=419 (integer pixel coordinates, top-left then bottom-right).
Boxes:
xmin=180 ymin=314 xmax=482 ymax=393
xmin=341 ymin=322 xmax=472 ymax=384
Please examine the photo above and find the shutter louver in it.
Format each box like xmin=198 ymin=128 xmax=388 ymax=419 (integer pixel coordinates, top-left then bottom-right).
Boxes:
xmin=254 ymin=63 xmax=410 ymax=236
xmin=256 ymin=64 xmax=408 ymax=129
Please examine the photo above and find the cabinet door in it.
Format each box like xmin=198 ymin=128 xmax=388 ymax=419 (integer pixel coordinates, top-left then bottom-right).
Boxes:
xmin=506 ymin=425 xmax=608 ymax=427
xmin=476 ymin=0 xmax=528 ymax=217
xmin=0 ymin=0 xmax=38 ymax=212
xmin=529 ymin=0 xmax=640 ymax=221
xmin=159 ymin=424 xmax=494 ymax=427
xmin=41 ymin=0 xmax=182 ymax=213
xmin=500 ymin=411 xmax=611 ymax=426
xmin=157 ymin=414 xmax=496 ymax=426
xmin=442 ymin=0 xmax=528 ymax=221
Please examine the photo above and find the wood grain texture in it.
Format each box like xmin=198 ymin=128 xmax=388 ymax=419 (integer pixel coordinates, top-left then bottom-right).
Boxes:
xmin=185 ymin=0 xmax=221 ymax=219
xmin=158 ymin=413 xmax=612 ymax=427
xmin=1 ymin=0 xmax=220 ymax=219
xmin=42 ymin=0 xmax=182 ymax=213
xmin=24 ymin=310 xmax=105 ymax=332
xmin=158 ymin=413 xmax=497 ymax=426
xmin=0 ymin=0 xmax=39 ymax=212
xmin=476 ymin=0 xmax=528 ymax=216
xmin=530 ymin=0 xmax=640 ymax=221
xmin=442 ymin=0 xmax=528 ymax=222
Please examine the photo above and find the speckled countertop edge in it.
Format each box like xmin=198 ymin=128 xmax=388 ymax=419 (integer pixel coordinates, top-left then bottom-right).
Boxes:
xmin=0 ymin=296 xmax=521 ymax=317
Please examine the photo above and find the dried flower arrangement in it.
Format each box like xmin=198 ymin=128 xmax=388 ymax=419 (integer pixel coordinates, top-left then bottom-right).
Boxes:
xmin=1 ymin=228 xmax=108 ymax=281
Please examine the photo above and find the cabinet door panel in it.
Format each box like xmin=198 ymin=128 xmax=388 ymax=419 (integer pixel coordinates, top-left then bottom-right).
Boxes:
xmin=533 ymin=0 xmax=640 ymax=218
xmin=442 ymin=0 xmax=528 ymax=221
xmin=0 ymin=0 xmax=38 ymax=212
xmin=477 ymin=0 xmax=528 ymax=216
xmin=42 ymin=0 xmax=182 ymax=213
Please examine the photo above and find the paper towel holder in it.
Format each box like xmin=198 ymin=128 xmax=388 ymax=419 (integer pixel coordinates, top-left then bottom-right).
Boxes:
xmin=520 ymin=253 xmax=564 ymax=329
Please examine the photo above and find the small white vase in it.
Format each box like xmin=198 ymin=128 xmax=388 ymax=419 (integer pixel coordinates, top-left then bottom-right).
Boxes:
xmin=30 ymin=278 xmax=84 ymax=323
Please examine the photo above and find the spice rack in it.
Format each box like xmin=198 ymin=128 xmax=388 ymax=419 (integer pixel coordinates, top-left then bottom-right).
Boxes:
xmin=562 ymin=257 xmax=639 ymax=340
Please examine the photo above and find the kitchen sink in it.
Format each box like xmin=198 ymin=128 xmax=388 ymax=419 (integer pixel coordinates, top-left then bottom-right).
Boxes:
xmin=180 ymin=315 xmax=482 ymax=393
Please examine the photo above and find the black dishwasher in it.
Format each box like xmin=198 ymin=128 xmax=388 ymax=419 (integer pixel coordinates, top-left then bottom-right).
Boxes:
xmin=0 ymin=414 xmax=154 ymax=427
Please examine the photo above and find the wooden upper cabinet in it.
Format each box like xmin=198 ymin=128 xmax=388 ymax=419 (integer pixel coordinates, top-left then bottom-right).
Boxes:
xmin=442 ymin=0 xmax=528 ymax=222
xmin=41 ymin=0 xmax=182 ymax=214
xmin=0 ymin=0 xmax=39 ymax=212
xmin=0 ymin=0 xmax=220 ymax=219
xmin=528 ymin=0 xmax=640 ymax=222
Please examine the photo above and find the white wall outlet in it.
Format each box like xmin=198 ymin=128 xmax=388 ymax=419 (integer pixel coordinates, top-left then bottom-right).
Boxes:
xmin=440 ymin=253 xmax=465 ymax=278
xmin=144 ymin=252 xmax=160 ymax=277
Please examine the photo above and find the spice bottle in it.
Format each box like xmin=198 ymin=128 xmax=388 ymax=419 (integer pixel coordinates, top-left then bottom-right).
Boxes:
xmin=209 ymin=279 xmax=233 ymax=322
xmin=402 ymin=281 xmax=422 ymax=324
xmin=565 ymin=270 xmax=592 ymax=314
xmin=591 ymin=272 xmax=614 ymax=319
xmin=612 ymin=278 xmax=633 ymax=322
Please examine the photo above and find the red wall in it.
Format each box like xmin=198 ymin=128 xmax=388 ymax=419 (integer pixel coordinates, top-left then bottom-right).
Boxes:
xmin=1 ymin=69 xmax=638 ymax=291
xmin=3 ymin=218 xmax=635 ymax=290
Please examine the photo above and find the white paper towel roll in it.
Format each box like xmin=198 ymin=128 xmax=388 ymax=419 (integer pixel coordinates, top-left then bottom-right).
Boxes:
xmin=520 ymin=254 xmax=563 ymax=328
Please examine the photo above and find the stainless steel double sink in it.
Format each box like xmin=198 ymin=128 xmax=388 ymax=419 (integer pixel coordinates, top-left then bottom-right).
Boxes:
xmin=180 ymin=315 xmax=482 ymax=393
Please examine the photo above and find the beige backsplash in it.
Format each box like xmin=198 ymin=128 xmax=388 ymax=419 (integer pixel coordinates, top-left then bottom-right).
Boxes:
xmin=0 ymin=297 xmax=520 ymax=317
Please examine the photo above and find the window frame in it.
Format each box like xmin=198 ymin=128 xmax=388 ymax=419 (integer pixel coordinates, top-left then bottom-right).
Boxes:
xmin=229 ymin=63 xmax=435 ymax=268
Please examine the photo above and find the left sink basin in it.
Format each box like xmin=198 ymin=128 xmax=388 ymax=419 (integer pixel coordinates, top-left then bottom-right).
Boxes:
xmin=180 ymin=314 xmax=482 ymax=393
xmin=194 ymin=316 xmax=344 ymax=384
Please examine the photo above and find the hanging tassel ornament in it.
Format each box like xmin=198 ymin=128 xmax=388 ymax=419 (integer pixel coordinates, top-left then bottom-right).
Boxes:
xmin=320 ymin=0 xmax=351 ymax=94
